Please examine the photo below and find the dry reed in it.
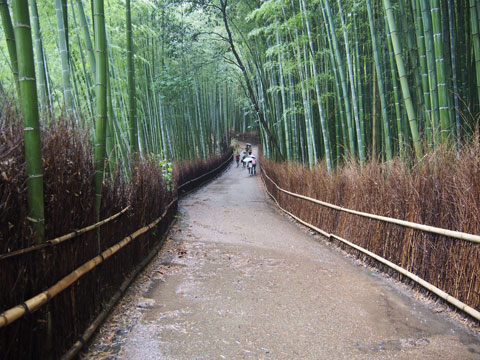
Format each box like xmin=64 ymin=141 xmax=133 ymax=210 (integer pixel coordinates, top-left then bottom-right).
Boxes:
xmin=261 ymin=138 xmax=480 ymax=315
xmin=0 ymin=102 xmax=232 ymax=359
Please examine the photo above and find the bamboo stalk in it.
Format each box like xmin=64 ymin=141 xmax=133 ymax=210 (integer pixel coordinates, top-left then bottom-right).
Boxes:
xmin=0 ymin=200 xmax=176 ymax=329
xmin=430 ymin=0 xmax=451 ymax=140
xmin=470 ymin=0 xmax=480 ymax=109
xmin=262 ymin=170 xmax=480 ymax=244
xmin=29 ymin=0 xmax=49 ymax=115
xmin=367 ymin=0 xmax=393 ymax=161
xmin=300 ymin=0 xmax=332 ymax=171
xmin=420 ymin=0 xmax=440 ymax=143
xmin=0 ymin=0 xmax=20 ymax=98
xmin=61 ymin=218 xmax=175 ymax=360
xmin=323 ymin=0 xmax=356 ymax=157
xmin=0 ymin=206 xmax=131 ymax=260
xmin=13 ymin=0 xmax=45 ymax=243
xmin=93 ymin=0 xmax=107 ymax=219
xmin=55 ymin=0 xmax=74 ymax=118
xmin=75 ymin=0 xmax=95 ymax=77
xmin=126 ymin=0 xmax=138 ymax=154
xmin=290 ymin=0 xmax=315 ymax=167
xmin=338 ymin=0 xmax=365 ymax=164
xmin=384 ymin=0 xmax=423 ymax=158
xmin=261 ymin=175 xmax=480 ymax=322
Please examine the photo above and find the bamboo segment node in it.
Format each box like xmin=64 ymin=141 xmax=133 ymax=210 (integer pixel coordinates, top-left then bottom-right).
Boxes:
xmin=262 ymin=170 xmax=480 ymax=244
xmin=261 ymin=173 xmax=480 ymax=322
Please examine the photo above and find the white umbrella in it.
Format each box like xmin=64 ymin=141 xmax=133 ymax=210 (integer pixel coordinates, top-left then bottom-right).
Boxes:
xmin=243 ymin=157 xmax=253 ymax=163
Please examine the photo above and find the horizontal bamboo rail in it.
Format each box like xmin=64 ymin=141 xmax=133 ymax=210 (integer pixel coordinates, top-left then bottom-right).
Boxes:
xmin=262 ymin=170 xmax=480 ymax=244
xmin=61 ymin=220 xmax=174 ymax=360
xmin=0 ymin=206 xmax=131 ymax=261
xmin=3 ymin=153 xmax=233 ymax=262
xmin=261 ymin=175 xmax=480 ymax=322
xmin=0 ymin=199 xmax=176 ymax=329
xmin=61 ymin=154 xmax=233 ymax=357
xmin=178 ymin=153 xmax=233 ymax=190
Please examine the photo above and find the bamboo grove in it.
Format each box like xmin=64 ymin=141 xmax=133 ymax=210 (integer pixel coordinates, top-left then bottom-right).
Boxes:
xmin=3 ymin=0 xmax=480 ymax=237
xmin=0 ymin=0 xmax=251 ymax=240
xmin=4 ymin=0 xmax=480 ymax=177
xmin=0 ymin=1 xmax=246 ymax=166
xmin=220 ymin=0 xmax=480 ymax=169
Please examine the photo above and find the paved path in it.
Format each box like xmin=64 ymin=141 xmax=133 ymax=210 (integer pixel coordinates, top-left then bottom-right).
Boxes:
xmin=85 ymin=153 xmax=480 ymax=359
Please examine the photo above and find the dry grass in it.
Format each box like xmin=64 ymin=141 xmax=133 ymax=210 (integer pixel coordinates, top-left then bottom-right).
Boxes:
xmin=175 ymin=149 xmax=233 ymax=193
xmin=261 ymin=138 xmax=480 ymax=315
xmin=0 ymin=103 xmax=232 ymax=359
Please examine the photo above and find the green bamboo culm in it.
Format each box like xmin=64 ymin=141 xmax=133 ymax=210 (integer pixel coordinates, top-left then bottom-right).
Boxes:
xmin=470 ymin=0 xmax=480 ymax=109
xmin=126 ymin=0 xmax=138 ymax=154
xmin=338 ymin=0 xmax=365 ymax=165
xmin=430 ymin=0 xmax=451 ymax=141
xmin=323 ymin=0 xmax=356 ymax=158
xmin=55 ymin=0 xmax=74 ymax=119
xmin=384 ymin=0 xmax=423 ymax=159
xmin=29 ymin=0 xmax=49 ymax=116
xmin=75 ymin=0 xmax=96 ymax=77
xmin=0 ymin=0 xmax=20 ymax=99
xmin=420 ymin=0 xmax=439 ymax=144
xmin=300 ymin=0 xmax=332 ymax=171
xmin=94 ymin=0 xmax=107 ymax=218
xmin=366 ymin=0 xmax=392 ymax=161
xmin=12 ymin=0 xmax=45 ymax=243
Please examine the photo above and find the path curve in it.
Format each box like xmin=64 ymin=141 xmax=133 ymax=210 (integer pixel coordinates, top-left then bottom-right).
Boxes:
xmin=85 ymin=149 xmax=480 ymax=359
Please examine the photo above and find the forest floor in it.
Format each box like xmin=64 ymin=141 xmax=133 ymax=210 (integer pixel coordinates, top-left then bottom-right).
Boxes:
xmin=83 ymin=147 xmax=480 ymax=360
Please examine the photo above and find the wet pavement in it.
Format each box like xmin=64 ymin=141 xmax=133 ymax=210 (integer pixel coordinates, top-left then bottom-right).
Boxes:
xmin=84 ymin=149 xmax=480 ymax=359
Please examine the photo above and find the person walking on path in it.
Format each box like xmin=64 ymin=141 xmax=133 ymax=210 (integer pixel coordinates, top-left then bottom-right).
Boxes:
xmin=251 ymin=156 xmax=257 ymax=175
xmin=235 ymin=153 xmax=240 ymax=167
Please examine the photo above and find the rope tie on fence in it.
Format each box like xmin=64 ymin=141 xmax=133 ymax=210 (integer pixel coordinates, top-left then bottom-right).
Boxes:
xmin=20 ymin=303 xmax=31 ymax=316
xmin=74 ymin=336 xmax=86 ymax=347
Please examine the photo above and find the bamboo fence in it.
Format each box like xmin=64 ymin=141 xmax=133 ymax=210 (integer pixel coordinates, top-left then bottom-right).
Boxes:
xmin=261 ymin=171 xmax=480 ymax=322
xmin=178 ymin=153 xmax=233 ymax=192
xmin=0 ymin=200 xmax=175 ymax=329
xmin=262 ymin=170 xmax=480 ymax=244
xmin=0 ymin=206 xmax=131 ymax=260
xmin=0 ymin=148 xmax=234 ymax=359
xmin=61 ymin=214 xmax=175 ymax=360
xmin=2 ymin=151 xmax=233 ymax=264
